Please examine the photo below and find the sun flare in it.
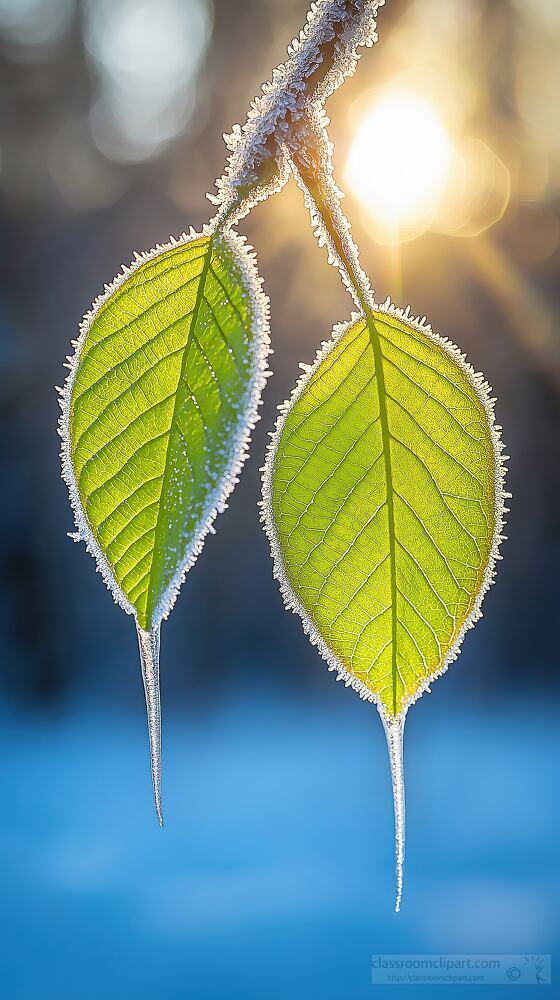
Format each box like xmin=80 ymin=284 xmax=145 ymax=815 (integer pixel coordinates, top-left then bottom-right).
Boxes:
xmin=345 ymin=90 xmax=453 ymax=244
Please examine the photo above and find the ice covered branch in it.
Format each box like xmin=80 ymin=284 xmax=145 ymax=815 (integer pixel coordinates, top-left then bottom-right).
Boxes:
xmin=211 ymin=0 xmax=385 ymax=227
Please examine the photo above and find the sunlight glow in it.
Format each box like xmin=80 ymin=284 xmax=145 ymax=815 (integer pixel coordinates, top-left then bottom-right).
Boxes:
xmin=345 ymin=90 xmax=453 ymax=244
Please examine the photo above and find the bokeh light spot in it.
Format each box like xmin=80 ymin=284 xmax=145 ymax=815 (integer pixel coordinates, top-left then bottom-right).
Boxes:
xmin=434 ymin=139 xmax=511 ymax=239
xmin=84 ymin=0 xmax=212 ymax=163
xmin=0 ymin=0 xmax=73 ymax=57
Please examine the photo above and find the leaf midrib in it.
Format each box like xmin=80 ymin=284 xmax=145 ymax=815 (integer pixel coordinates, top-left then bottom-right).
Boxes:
xmin=306 ymin=185 xmax=401 ymax=715
xmin=362 ymin=311 xmax=399 ymax=715
xmin=144 ymin=236 xmax=214 ymax=627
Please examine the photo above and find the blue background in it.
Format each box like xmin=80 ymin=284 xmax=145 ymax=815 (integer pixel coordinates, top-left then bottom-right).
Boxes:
xmin=2 ymin=690 xmax=557 ymax=997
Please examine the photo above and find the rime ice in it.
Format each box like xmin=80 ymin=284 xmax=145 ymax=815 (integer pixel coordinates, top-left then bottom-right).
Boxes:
xmin=137 ymin=624 xmax=164 ymax=827
xmin=212 ymin=0 xmax=384 ymax=226
xmin=382 ymin=714 xmax=405 ymax=911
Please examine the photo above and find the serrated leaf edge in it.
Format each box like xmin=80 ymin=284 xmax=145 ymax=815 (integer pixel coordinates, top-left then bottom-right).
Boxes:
xmin=260 ymin=298 xmax=509 ymax=722
xmin=59 ymin=223 xmax=271 ymax=626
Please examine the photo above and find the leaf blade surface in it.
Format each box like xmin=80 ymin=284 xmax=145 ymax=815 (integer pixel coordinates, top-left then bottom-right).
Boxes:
xmin=264 ymin=306 xmax=503 ymax=716
xmin=63 ymin=232 xmax=267 ymax=630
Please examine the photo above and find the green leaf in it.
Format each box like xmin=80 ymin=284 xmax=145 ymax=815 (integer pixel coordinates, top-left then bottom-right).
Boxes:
xmin=59 ymin=228 xmax=269 ymax=824
xmin=60 ymin=230 xmax=269 ymax=632
xmin=263 ymin=303 xmax=506 ymax=718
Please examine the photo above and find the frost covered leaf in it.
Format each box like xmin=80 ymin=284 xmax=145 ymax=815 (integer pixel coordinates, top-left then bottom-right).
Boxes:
xmin=62 ymin=231 xmax=267 ymax=631
xmin=60 ymin=230 xmax=269 ymax=823
xmin=263 ymin=305 xmax=505 ymax=719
